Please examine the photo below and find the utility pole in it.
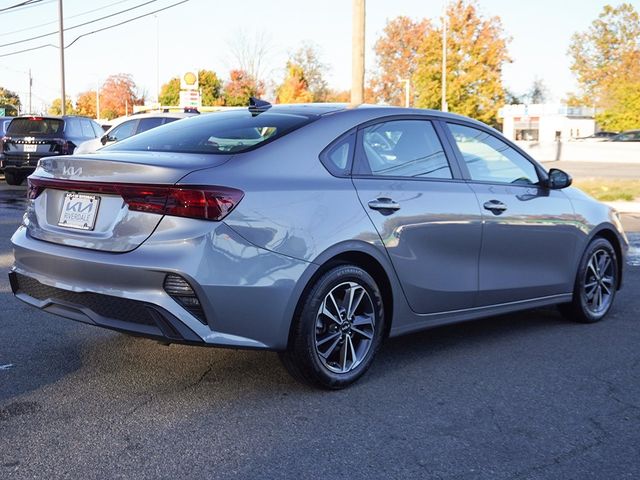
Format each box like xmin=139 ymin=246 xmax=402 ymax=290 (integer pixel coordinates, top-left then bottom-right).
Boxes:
xmin=351 ymin=0 xmax=365 ymax=105
xmin=156 ymin=15 xmax=160 ymax=105
xmin=441 ymin=2 xmax=448 ymax=112
xmin=58 ymin=0 xmax=66 ymax=115
xmin=28 ymin=69 xmax=32 ymax=114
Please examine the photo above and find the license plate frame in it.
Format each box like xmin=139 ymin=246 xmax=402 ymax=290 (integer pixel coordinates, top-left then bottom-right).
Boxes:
xmin=58 ymin=192 xmax=101 ymax=231
xmin=23 ymin=144 xmax=37 ymax=153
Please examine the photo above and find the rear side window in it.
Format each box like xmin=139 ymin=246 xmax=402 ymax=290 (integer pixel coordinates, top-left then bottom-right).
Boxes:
xmin=106 ymin=110 xmax=316 ymax=154
xmin=320 ymin=131 xmax=355 ymax=176
xmin=90 ymin=121 xmax=103 ymax=137
xmin=7 ymin=118 xmax=64 ymax=135
xmin=358 ymin=120 xmax=452 ymax=179
xmin=80 ymin=119 xmax=97 ymax=138
xmin=65 ymin=118 xmax=82 ymax=137
xmin=137 ymin=117 xmax=165 ymax=134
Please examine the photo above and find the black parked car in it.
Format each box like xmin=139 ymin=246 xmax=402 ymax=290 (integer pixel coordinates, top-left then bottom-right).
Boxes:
xmin=1 ymin=115 xmax=102 ymax=185
xmin=608 ymin=130 xmax=640 ymax=142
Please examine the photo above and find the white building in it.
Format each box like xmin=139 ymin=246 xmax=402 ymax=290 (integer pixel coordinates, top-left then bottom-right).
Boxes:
xmin=498 ymin=104 xmax=596 ymax=143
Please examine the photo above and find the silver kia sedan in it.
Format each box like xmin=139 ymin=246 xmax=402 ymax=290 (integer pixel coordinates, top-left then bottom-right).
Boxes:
xmin=9 ymin=101 xmax=628 ymax=389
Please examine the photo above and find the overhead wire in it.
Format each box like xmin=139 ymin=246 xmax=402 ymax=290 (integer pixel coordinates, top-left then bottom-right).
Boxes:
xmin=0 ymin=0 xmax=190 ymax=58
xmin=0 ymin=0 xmax=160 ymax=48
xmin=0 ymin=0 xmax=133 ymax=38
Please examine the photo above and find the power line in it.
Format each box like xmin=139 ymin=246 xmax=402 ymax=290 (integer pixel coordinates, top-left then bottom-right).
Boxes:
xmin=0 ymin=0 xmax=133 ymax=38
xmin=0 ymin=0 xmax=190 ymax=58
xmin=0 ymin=0 xmax=51 ymax=15
xmin=0 ymin=0 xmax=159 ymax=48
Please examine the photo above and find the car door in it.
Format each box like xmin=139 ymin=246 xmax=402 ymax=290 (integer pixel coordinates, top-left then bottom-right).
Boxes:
xmin=444 ymin=121 xmax=580 ymax=306
xmin=351 ymin=118 xmax=483 ymax=314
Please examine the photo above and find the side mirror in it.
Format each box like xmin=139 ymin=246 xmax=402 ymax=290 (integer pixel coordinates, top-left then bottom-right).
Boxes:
xmin=100 ymin=135 xmax=108 ymax=145
xmin=547 ymin=168 xmax=572 ymax=190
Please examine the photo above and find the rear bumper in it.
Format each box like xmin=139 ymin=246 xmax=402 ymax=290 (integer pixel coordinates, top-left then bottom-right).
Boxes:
xmin=10 ymin=218 xmax=315 ymax=349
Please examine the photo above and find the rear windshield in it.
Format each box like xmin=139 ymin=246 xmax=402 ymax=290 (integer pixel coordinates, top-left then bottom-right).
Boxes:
xmin=7 ymin=118 xmax=64 ymax=136
xmin=105 ymin=110 xmax=316 ymax=154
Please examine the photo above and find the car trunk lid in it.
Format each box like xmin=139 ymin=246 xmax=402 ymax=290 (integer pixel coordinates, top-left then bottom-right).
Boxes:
xmin=25 ymin=152 xmax=234 ymax=252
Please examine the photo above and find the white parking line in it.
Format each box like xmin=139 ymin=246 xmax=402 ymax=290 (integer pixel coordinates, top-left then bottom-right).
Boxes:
xmin=0 ymin=364 xmax=15 ymax=371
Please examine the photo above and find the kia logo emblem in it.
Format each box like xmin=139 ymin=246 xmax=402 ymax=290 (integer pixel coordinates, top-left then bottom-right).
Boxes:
xmin=63 ymin=166 xmax=82 ymax=176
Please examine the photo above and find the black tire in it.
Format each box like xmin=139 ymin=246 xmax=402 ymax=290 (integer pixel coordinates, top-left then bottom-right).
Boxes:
xmin=279 ymin=265 xmax=385 ymax=389
xmin=559 ymin=237 xmax=619 ymax=323
xmin=4 ymin=172 xmax=24 ymax=186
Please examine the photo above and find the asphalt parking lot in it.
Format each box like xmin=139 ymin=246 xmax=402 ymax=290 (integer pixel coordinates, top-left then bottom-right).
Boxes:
xmin=1 ymin=175 xmax=639 ymax=479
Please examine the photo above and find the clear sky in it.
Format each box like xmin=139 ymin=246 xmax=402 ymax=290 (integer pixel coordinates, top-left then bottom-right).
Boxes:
xmin=1 ymin=0 xmax=638 ymax=112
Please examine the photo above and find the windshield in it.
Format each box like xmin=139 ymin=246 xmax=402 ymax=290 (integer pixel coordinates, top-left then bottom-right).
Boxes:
xmin=105 ymin=110 xmax=317 ymax=154
xmin=7 ymin=118 xmax=64 ymax=136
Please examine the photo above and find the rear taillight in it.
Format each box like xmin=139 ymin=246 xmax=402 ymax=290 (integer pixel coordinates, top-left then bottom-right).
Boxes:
xmin=27 ymin=178 xmax=244 ymax=221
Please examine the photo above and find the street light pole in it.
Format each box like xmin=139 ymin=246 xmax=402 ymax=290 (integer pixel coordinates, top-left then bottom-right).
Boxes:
xmin=401 ymin=79 xmax=410 ymax=107
xmin=351 ymin=0 xmax=365 ymax=105
xmin=58 ymin=0 xmax=66 ymax=115
xmin=441 ymin=1 xmax=448 ymax=112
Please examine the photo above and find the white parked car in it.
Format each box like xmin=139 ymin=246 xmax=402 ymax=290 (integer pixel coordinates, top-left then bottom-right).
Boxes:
xmin=75 ymin=112 xmax=195 ymax=154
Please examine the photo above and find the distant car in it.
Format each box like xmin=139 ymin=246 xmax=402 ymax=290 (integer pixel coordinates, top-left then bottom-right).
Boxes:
xmin=1 ymin=115 xmax=102 ymax=185
xmin=608 ymin=130 xmax=640 ymax=142
xmin=575 ymin=131 xmax=618 ymax=141
xmin=75 ymin=112 xmax=195 ymax=154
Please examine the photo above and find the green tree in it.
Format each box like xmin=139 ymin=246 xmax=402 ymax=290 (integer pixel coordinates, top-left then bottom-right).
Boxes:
xmin=159 ymin=77 xmax=180 ymax=105
xmin=413 ymin=0 xmax=511 ymax=125
xmin=527 ymin=78 xmax=549 ymax=104
xmin=198 ymin=69 xmax=223 ymax=106
xmin=370 ymin=16 xmax=431 ymax=106
xmin=568 ymin=3 xmax=640 ymax=107
xmin=568 ymin=3 xmax=640 ymax=130
xmin=48 ymin=97 xmax=76 ymax=115
xmin=223 ymin=69 xmax=263 ymax=106
xmin=276 ymin=62 xmax=314 ymax=103
xmin=290 ymin=43 xmax=328 ymax=102
xmin=0 ymin=87 xmax=22 ymax=113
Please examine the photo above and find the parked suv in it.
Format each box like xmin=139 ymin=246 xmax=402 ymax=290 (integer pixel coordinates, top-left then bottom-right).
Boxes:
xmin=1 ymin=115 xmax=102 ymax=185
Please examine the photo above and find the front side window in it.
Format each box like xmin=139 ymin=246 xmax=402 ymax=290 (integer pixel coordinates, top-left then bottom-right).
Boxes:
xmin=108 ymin=120 xmax=137 ymax=142
xmin=448 ymin=123 xmax=539 ymax=185
xmin=359 ymin=120 xmax=451 ymax=179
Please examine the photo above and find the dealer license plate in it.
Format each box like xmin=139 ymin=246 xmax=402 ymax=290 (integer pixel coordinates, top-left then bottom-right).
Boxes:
xmin=58 ymin=193 xmax=100 ymax=231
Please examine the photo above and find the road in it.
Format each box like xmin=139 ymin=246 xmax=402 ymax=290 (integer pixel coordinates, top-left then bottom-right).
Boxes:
xmin=1 ymin=179 xmax=639 ymax=480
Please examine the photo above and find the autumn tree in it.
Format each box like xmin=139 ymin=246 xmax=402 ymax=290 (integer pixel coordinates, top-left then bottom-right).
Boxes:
xmin=48 ymin=97 xmax=76 ymax=115
xmin=413 ymin=0 xmax=510 ymax=125
xmin=198 ymin=69 xmax=223 ymax=106
xmin=326 ymin=89 xmax=351 ymax=103
xmin=159 ymin=77 xmax=180 ymax=105
xmin=290 ymin=43 xmax=328 ymax=102
xmin=99 ymin=73 xmax=143 ymax=119
xmin=228 ymin=30 xmax=273 ymax=86
xmin=0 ymin=87 xmax=21 ymax=112
xmin=223 ymin=69 xmax=263 ymax=106
xmin=76 ymin=90 xmax=97 ymax=118
xmin=370 ymin=16 xmax=431 ymax=106
xmin=568 ymin=3 xmax=640 ymax=130
xmin=276 ymin=63 xmax=314 ymax=103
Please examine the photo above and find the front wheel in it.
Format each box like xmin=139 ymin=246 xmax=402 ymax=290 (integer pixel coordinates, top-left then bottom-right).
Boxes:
xmin=279 ymin=265 xmax=385 ymax=389
xmin=559 ymin=237 xmax=619 ymax=323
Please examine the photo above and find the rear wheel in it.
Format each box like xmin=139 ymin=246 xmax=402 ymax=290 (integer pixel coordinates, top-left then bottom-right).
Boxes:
xmin=4 ymin=172 xmax=25 ymax=185
xmin=279 ymin=265 xmax=385 ymax=389
xmin=559 ymin=237 xmax=618 ymax=323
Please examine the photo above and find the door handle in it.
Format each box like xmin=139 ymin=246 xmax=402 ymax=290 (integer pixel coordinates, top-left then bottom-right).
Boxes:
xmin=368 ymin=198 xmax=401 ymax=212
xmin=483 ymin=200 xmax=507 ymax=214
